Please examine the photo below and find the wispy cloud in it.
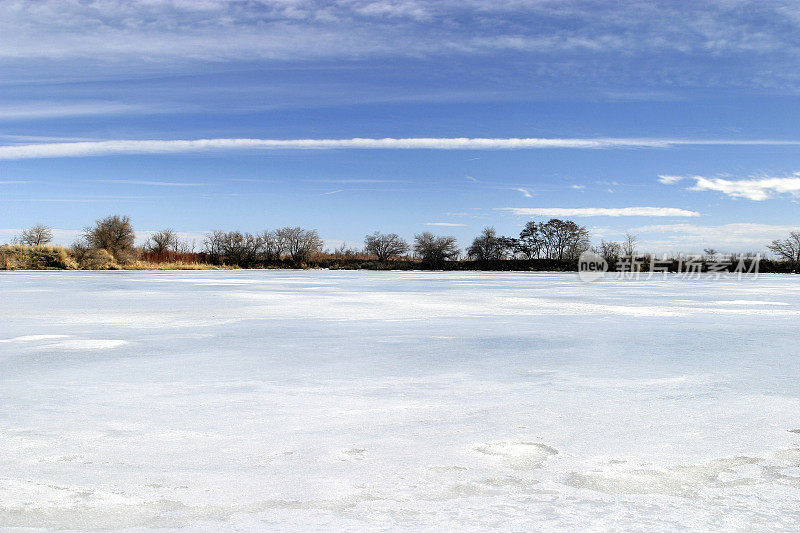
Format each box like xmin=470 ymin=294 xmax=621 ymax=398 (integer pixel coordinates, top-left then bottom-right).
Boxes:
xmin=0 ymin=102 xmax=159 ymax=120
xmin=657 ymin=174 xmax=690 ymax=185
xmin=571 ymin=184 xmax=586 ymax=190
xmin=511 ymin=187 xmax=533 ymax=198
xmin=320 ymin=189 xmax=343 ymax=195
xmin=660 ymin=173 xmax=800 ymax=201
xmin=424 ymin=222 xmax=466 ymax=227
xmin=4 ymin=137 xmax=800 ymax=160
xmin=500 ymin=207 xmax=701 ymax=217
xmin=0 ymin=180 xmax=30 ymax=184
xmin=4 ymin=2 xmax=800 ymax=77
xmin=1 ymin=195 xmax=156 ymax=203
xmin=307 ymin=179 xmax=398 ymax=183
xmin=632 ymin=223 xmax=797 ymax=251
xmin=92 ymin=179 xmax=204 ymax=187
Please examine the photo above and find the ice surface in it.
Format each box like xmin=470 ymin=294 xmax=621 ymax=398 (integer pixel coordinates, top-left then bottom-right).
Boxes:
xmin=1 ymin=270 xmax=800 ymax=531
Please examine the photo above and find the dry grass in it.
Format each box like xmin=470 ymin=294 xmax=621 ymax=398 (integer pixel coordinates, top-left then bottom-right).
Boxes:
xmin=0 ymin=244 xmax=78 ymax=270
xmin=125 ymin=261 xmax=237 ymax=270
xmin=0 ymin=245 xmax=238 ymax=271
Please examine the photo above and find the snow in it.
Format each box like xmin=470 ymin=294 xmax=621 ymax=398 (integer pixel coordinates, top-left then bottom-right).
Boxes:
xmin=1 ymin=270 xmax=800 ymax=531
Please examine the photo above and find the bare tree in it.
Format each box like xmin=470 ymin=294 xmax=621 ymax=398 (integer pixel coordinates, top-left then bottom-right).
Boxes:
xmin=203 ymin=231 xmax=264 ymax=266
xmin=333 ymin=242 xmax=362 ymax=258
xmin=517 ymin=221 xmax=544 ymax=259
xmin=175 ymin=238 xmax=196 ymax=254
xmin=261 ymin=230 xmax=284 ymax=262
xmin=276 ymin=227 xmax=323 ymax=262
xmin=413 ymin=232 xmax=459 ymax=263
xmin=19 ymin=224 xmax=53 ymax=246
xmin=83 ymin=215 xmax=136 ymax=263
xmin=768 ymin=231 xmax=800 ymax=265
xmin=364 ymin=232 xmax=409 ymax=261
xmin=467 ymin=227 xmax=509 ymax=261
xmin=622 ymin=233 xmax=638 ymax=257
xmin=144 ymin=229 xmax=179 ymax=254
xmin=599 ymin=240 xmax=622 ymax=262
xmin=535 ymin=219 xmax=590 ymax=260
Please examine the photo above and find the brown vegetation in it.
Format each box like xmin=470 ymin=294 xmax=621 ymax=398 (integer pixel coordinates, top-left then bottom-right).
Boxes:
xmin=1 ymin=214 xmax=798 ymax=272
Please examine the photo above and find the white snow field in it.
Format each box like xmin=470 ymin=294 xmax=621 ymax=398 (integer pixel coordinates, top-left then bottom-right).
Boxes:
xmin=1 ymin=270 xmax=800 ymax=531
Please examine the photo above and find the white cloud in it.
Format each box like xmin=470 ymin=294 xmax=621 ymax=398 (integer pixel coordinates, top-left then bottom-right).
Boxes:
xmin=691 ymin=175 xmax=800 ymax=201
xmin=424 ymin=222 xmax=466 ymax=227
xmin=4 ymin=137 xmax=800 ymax=160
xmin=631 ymin=223 xmax=798 ymax=251
xmin=511 ymin=187 xmax=533 ymax=197
xmin=657 ymin=174 xmax=691 ymax=184
xmin=570 ymin=184 xmax=586 ymax=190
xmin=499 ymin=207 xmax=701 ymax=217
xmin=660 ymin=172 xmax=800 ymax=200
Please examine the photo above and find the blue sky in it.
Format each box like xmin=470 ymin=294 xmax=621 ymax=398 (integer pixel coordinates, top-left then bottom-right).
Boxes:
xmin=2 ymin=0 xmax=800 ymax=252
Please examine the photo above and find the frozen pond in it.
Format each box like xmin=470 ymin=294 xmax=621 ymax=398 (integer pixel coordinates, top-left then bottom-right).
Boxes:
xmin=1 ymin=270 xmax=800 ymax=531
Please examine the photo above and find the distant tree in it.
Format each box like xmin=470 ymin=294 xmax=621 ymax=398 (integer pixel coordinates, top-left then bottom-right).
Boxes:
xmin=83 ymin=215 xmax=136 ymax=263
xmin=261 ymin=230 xmax=284 ymax=262
xmin=364 ymin=232 xmax=409 ymax=261
xmin=144 ymin=229 xmax=179 ymax=254
xmin=276 ymin=227 xmax=323 ymax=262
xmin=622 ymin=232 xmax=638 ymax=257
xmin=333 ymin=242 xmax=362 ymax=258
xmin=203 ymin=230 xmax=264 ymax=267
xmin=413 ymin=232 xmax=459 ymax=263
xmin=536 ymin=219 xmax=590 ymax=260
xmin=517 ymin=221 xmax=545 ymax=259
xmin=767 ymin=231 xmax=800 ymax=265
xmin=703 ymin=248 xmax=719 ymax=257
xmin=497 ymin=236 xmax=519 ymax=258
xmin=19 ymin=224 xmax=53 ymax=246
xmin=598 ymin=240 xmax=622 ymax=262
xmin=467 ymin=227 xmax=508 ymax=261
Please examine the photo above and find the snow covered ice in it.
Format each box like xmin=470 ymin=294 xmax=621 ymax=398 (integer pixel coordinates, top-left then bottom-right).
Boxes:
xmin=2 ymin=270 xmax=800 ymax=531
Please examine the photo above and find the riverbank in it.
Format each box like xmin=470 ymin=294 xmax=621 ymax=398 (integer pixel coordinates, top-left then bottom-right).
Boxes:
xmin=1 ymin=244 xmax=795 ymax=272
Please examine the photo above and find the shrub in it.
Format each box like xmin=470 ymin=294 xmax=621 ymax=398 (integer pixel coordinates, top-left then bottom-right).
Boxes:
xmin=364 ymin=232 xmax=409 ymax=261
xmin=0 ymin=244 xmax=78 ymax=270
xmin=75 ymin=248 xmax=120 ymax=270
xmin=413 ymin=232 xmax=460 ymax=263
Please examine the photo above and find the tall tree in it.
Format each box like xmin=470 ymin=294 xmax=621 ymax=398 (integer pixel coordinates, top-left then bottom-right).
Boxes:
xmin=145 ymin=229 xmax=179 ymax=254
xmin=276 ymin=227 xmax=323 ymax=262
xmin=467 ymin=227 xmax=508 ymax=261
xmin=364 ymin=232 xmax=409 ymax=261
xmin=517 ymin=221 xmax=544 ymax=259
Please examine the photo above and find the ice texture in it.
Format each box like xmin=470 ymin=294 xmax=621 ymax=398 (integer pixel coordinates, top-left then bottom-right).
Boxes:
xmin=1 ymin=270 xmax=800 ymax=531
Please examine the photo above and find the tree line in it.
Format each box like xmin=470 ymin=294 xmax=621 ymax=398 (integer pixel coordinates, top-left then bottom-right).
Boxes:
xmin=5 ymin=215 xmax=800 ymax=271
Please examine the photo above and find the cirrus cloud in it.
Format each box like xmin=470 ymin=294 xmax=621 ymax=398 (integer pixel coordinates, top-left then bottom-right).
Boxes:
xmin=659 ymin=173 xmax=800 ymax=201
xmin=499 ymin=207 xmax=700 ymax=217
xmin=4 ymin=137 xmax=800 ymax=160
xmin=424 ymin=222 xmax=466 ymax=227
